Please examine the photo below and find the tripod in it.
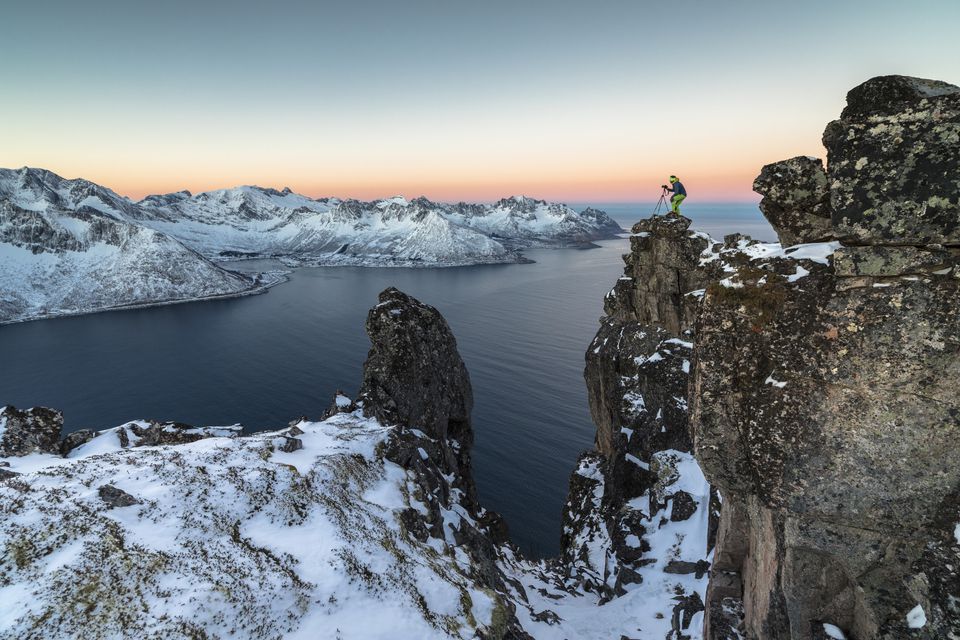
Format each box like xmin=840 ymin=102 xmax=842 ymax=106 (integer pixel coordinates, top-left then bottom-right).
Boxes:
xmin=653 ymin=187 xmax=672 ymax=216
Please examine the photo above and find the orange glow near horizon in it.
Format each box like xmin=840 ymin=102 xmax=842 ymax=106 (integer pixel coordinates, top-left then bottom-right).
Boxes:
xmin=15 ymin=152 xmax=784 ymax=205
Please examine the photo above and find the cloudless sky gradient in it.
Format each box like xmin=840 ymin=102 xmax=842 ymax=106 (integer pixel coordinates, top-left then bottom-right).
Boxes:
xmin=2 ymin=0 xmax=959 ymax=202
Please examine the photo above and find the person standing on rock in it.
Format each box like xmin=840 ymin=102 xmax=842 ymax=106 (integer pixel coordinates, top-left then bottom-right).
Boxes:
xmin=661 ymin=175 xmax=686 ymax=216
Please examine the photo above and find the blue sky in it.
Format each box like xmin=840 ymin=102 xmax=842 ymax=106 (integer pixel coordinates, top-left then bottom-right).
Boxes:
xmin=2 ymin=0 xmax=958 ymax=200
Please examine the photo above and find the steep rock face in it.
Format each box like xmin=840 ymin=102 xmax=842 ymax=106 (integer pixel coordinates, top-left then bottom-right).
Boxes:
xmin=694 ymin=76 xmax=960 ymax=640
xmin=358 ymin=287 xmax=479 ymax=507
xmin=604 ymin=215 xmax=718 ymax=335
xmin=822 ymin=75 xmax=960 ymax=246
xmin=753 ymin=156 xmax=833 ymax=246
xmin=559 ymin=212 xmax=742 ymax=637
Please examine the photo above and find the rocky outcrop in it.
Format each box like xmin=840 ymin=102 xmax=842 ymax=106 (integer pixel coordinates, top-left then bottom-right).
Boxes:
xmin=754 ymin=156 xmax=833 ymax=246
xmin=823 ymin=75 xmax=960 ymax=246
xmin=0 ymin=406 xmax=63 ymax=457
xmin=359 ymin=287 xmax=474 ymax=445
xmin=559 ymin=212 xmax=734 ymax=627
xmin=357 ymin=287 xmax=526 ymax=635
xmin=358 ymin=286 xmax=479 ymax=507
xmin=692 ymin=75 xmax=960 ymax=640
xmin=604 ymin=215 xmax=718 ymax=334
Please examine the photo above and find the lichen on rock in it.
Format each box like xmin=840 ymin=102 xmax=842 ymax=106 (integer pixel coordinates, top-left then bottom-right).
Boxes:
xmin=692 ymin=74 xmax=960 ymax=640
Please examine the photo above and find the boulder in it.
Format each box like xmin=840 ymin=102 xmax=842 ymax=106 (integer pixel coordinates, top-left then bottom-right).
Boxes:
xmin=278 ymin=437 xmax=302 ymax=453
xmin=59 ymin=429 xmax=95 ymax=456
xmin=0 ymin=406 xmax=63 ymax=457
xmin=822 ymin=75 xmax=960 ymax=245
xmin=97 ymin=484 xmax=139 ymax=508
xmin=753 ymin=156 xmax=833 ymax=246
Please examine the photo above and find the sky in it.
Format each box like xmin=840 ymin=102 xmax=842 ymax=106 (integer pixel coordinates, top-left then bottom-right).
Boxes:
xmin=2 ymin=0 xmax=959 ymax=203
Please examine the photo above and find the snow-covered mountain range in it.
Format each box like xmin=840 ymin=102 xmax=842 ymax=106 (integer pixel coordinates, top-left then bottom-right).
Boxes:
xmin=0 ymin=167 xmax=622 ymax=323
xmin=0 ymin=168 xmax=267 ymax=325
xmin=133 ymin=188 xmax=622 ymax=265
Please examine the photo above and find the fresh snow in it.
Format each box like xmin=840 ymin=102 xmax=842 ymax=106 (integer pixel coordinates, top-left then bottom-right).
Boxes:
xmin=764 ymin=374 xmax=788 ymax=388
xmin=740 ymin=241 xmax=841 ymax=265
xmin=1 ymin=412 xmax=714 ymax=639
xmin=625 ymin=453 xmax=650 ymax=470
xmin=822 ymin=623 xmax=847 ymax=639
xmin=906 ymin=604 xmax=927 ymax=628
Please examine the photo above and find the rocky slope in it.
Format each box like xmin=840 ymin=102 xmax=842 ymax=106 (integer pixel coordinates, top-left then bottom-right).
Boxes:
xmin=1 ymin=288 xmax=696 ymax=640
xmin=0 ymin=168 xmax=267 ymax=324
xmin=133 ymin=190 xmax=622 ymax=265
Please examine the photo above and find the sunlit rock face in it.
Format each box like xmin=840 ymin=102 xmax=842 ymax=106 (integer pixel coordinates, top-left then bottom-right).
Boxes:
xmin=693 ymin=75 xmax=960 ymax=640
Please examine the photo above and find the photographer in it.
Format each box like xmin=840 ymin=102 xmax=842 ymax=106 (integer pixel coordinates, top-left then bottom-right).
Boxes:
xmin=660 ymin=175 xmax=687 ymax=216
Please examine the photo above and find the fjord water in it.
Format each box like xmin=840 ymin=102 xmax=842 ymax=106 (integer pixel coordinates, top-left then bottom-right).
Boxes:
xmin=0 ymin=204 xmax=772 ymax=556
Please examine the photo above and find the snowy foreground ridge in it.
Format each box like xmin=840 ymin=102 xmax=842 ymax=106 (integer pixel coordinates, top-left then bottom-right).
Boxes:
xmin=0 ymin=411 xmax=710 ymax=640
xmin=0 ymin=167 xmax=621 ymax=323
xmin=0 ymin=282 xmax=723 ymax=640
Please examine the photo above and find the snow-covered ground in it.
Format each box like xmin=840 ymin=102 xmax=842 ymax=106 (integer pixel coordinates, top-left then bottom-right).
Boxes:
xmin=0 ymin=407 xmax=713 ymax=639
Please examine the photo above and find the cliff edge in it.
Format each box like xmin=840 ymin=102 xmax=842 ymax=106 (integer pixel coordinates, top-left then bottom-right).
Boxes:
xmin=694 ymin=75 xmax=960 ymax=640
xmin=567 ymin=74 xmax=959 ymax=640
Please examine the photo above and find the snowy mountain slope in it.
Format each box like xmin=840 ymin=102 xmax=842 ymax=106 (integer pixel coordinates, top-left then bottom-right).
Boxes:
xmin=137 ymin=189 xmax=516 ymax=266
xmin=135 ymin=189 xmax=622 ymax=265
xmin=0 ymin=168 xmax=263 ymax=324
xmin=0 ymin=407 xmax=711 ymax=640
xmin=445 ymin=197 xmax=623 ymax=247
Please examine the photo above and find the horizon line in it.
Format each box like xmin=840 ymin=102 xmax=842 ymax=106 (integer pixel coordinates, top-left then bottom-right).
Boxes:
xmin=4 ymin=164 xmax=761 ymax=206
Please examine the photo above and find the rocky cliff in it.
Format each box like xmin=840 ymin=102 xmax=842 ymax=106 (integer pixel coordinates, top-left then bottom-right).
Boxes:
xmin=694 ymin=75 xmax=960 ymax=640
xmin=560 ymin=213 xmax=802 ymax=638
xmin=564 ymin=74 xmax=959 ymax=640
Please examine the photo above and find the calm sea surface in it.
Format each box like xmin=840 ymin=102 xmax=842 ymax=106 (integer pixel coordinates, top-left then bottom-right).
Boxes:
xmin=0 ymin=203 xmax=772 ymax=556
